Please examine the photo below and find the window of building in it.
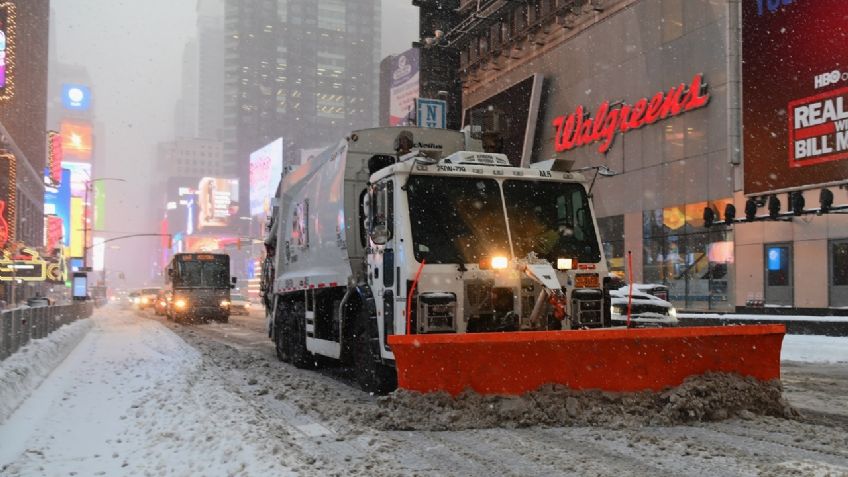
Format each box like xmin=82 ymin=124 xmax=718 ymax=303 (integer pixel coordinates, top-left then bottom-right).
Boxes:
xmin=643 ymin=199 xmax=734 ymax=311
xmin=598 ymin=215 xmax=625 ymax=277
xmin=318 ymin=0 xmax=346 ymax=32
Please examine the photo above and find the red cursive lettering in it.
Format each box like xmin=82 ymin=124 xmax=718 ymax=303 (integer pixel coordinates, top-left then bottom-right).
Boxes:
xmin=552 ymin=73 xmax=711 ymax=155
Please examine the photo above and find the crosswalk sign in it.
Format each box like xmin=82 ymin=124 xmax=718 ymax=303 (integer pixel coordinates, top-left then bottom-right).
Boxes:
xmin=416 ymin=98 xmax=447 ymax=129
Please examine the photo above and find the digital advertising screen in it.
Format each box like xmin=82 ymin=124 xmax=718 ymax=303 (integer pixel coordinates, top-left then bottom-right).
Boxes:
xmin=249 ymin=138 xmax=283 ymax=216
xmin=61 ymin=84 xmax=92 ymax=111
xmin=742 ymin=0 xmax=848 ymax=194
xmin=44 ymin=168 xmax=72 ymax=246
xmin=47 ymin=131 xmax=63 ymax=185
xmin=197 ymin=177 xmax=239 ymax=229
xmin=60 ymin=121 xmax=93 ymax=162
xmin=63 ymin=162 xmax=91 ymax=197
xmin=72 ymin=273 xmax=88 ymax=299
xmin=389 ymin=48 xmax=420 ymax=126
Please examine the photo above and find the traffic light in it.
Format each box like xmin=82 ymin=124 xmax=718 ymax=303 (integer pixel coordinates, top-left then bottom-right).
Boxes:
xmin=703 ymin=207 xmax=715 ymax=228
xmin=724 ymin=203 xmax=736 ymax=225
xmin=745 ymin=198 xmax=758 ymax=221
xmin=767 ymin=195 xmax=781 ymax=219
xmin=789 ymin=191 xmax=805 ymax=216
xmin=820 ymin=189 xmax=834 ymax=214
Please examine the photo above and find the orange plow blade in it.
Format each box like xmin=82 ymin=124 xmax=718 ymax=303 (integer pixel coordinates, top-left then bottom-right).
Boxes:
xmin=387 ymin=325 xmax=785 ymax=396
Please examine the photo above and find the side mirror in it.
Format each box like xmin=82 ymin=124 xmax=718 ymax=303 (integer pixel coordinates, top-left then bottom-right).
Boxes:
xmin=231 ymin=277 xmax=237 ymax=285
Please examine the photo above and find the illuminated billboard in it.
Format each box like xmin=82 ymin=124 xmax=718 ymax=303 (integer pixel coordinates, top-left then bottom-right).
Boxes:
xmin=197 ymin=177 xmax=239 ymax=229
xmin=61 ymin=84 xmax=92 ymax=111
xmin=389 ymin=48 xmax=419 ymax=126
xmin=45 ymin=215 xmax=63 ymax=254
xmin=44 ymin=168 xmax=72 ymax=246
xmin=70 ymin=197 xmax=84 ymax=257
xmin=47 ymin=131 xmax=63 ymax=185
xmin=92 ymin=236 xmax=105 ymax=271
xmin=63 ymin=162 xmax=91 ymax=197
xmin=742 ymin=0 xmax=848 ymax=194
xmin=249 ymin=138 xmax=283 ymax=216
xmin=60 ymin=121 xmax=93 ymax=162
xmin=0 ymin=3 xmax=16 ymax=101
xmin=0 ymin=152 xmax=15 ymax=248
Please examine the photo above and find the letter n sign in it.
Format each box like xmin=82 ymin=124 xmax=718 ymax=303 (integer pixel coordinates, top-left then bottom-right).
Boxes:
xmin=416 ymin=98 xmax=447 ymax=129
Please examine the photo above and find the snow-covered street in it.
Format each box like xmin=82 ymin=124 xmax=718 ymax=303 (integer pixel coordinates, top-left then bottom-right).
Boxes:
xmin=2 ymin=306 xmax=848 ymax=476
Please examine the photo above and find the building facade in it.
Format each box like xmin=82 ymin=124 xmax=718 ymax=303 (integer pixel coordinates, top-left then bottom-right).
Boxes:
xmin=0 ymin=0 xmax=50 ymax=303
xmin=223 ymin=0 xmax=381 ymax=214
xmin=434 ymin=0 xmax=848 ymax=313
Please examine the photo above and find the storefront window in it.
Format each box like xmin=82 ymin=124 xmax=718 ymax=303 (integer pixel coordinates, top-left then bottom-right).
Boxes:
xmin=643 ymin=200 xmax=734 ymax=311
xmin=598 ymin=215 xmax=624 ymax=277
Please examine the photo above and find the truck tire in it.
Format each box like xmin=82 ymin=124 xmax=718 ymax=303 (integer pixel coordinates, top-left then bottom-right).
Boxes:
xmin=353 ymin=310 xmax=397 ymax=394
xmin=274 ymin=301 xmax=292 ymax=363
xmin=286 ymin=301 xmax=312 ymax=369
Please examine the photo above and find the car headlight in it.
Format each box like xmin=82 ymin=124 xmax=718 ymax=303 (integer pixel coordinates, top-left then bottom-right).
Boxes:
xmin=668 ymin=307 xmax=677 ymax=318
xmin=611 ymin=305 xmax=626 ymax=315
xmin=174 ymin=299 xmax=187 ymax=310
xmin=220 ymin=300 xmax=230 ymax=308
xmin=244 ymin=303 xmax=250 ymax=309
xmin=142 ymin=297 xmax=149 ymax=304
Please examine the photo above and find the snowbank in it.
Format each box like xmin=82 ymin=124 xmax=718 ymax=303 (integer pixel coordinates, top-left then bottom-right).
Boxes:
xmin=0 ymin=318 xmax=93 ymax=423
xmin=679 ymin=312 xmax=848 ymax=323
xmin=781 ymin=334 xmax=848 ymax=363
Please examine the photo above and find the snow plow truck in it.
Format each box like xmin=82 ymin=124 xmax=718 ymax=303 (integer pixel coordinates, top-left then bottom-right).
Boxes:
xmin=264 ymin=127 xmax=784 ymax=395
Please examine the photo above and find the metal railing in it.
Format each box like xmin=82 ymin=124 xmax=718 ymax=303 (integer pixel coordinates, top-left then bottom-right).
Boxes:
xmin=0 ymin=302 xmax=94 ymax=361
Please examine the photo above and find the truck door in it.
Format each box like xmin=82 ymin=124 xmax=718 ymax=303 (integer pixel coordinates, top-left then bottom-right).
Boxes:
xmin=368 ymin=180 xmax=395 ymax=355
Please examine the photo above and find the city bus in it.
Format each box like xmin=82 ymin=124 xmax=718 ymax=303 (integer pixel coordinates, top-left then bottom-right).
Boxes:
xmin=166 ymin=253 xmax=236 ymax=323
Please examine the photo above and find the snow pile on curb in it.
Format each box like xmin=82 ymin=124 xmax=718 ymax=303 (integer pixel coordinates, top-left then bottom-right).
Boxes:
xmin=0 ymin=318 xmax=93 ymax=423
xmin=374 ymin=373 xmax=798 ymax=431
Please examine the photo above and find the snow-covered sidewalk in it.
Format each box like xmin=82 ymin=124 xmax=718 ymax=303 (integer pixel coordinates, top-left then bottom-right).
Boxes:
xmin=781 ymin=334 xmax=848 ymax=364
xmin=0 ymin=309 xmax=295 ymax=476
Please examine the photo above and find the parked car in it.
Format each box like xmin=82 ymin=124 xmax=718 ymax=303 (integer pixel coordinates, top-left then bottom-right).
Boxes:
xmin=609 ymin=283 xmax=678 ymax=327
xmin=228 ymin=293 xmax=251 ymax=316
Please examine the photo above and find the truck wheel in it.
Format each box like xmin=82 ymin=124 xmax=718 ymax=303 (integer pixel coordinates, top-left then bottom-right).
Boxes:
xmin=286 ymin=301 xmax=312 ymax=369
xmin=353 ymin=312 xmax=397 ymax=394
xmin=274 ymin=301 xmax=292 ymax=363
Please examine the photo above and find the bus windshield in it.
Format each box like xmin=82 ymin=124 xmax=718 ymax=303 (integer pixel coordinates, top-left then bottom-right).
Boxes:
xmin=173 ymin=257 xmax=229 ymax=288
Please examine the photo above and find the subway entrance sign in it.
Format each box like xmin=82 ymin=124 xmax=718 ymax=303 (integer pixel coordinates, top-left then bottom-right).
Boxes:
xmin=416 ymin=98 xmax=447 ymax=129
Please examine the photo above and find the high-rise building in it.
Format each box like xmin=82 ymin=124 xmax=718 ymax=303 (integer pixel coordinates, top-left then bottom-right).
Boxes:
xmin=223 ymin=0 xmax=381 ymax=213
xmin=174 ymin=39 xmax=199 ymax=139
xmin=0 ymin=0 xmax=50 ymax=303
xmin=197 ymin=0 xmax=225 ymax=140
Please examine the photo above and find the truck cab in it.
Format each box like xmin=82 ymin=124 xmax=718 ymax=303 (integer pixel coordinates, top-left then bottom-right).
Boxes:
xmin=269 ymin=127 xmax=611 ymax=393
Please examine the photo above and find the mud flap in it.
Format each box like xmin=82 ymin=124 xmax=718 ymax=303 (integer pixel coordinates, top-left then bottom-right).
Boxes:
xmin=387 ymin=324 xmax=785 ymax=396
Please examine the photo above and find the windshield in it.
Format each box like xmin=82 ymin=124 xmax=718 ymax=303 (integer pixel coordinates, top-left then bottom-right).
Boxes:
xmin=502 ymin=180 xmax=602 ymax=264
xmin=173 ymin=260 xmax=229 ymax=288
xmin=406 ymin=176 xmax=510 ymax=264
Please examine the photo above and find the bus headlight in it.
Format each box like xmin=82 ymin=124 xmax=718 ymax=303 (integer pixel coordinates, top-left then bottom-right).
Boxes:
xmin=174 ymin=299 xmax=187 ymax=310
xmin=220 ymin=300 xmax=230 ymax=308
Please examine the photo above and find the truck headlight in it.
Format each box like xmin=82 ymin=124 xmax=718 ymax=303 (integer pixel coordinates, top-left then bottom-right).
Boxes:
xmin=490 ymin=256 xmax=509 ymax=270
xmin=557 ymin=258 xmax=574 ymax=270
xmin=174 ymin=299 xmax=187 ymax=310
xmin=220 ymin=300 xmax=230 ymax=308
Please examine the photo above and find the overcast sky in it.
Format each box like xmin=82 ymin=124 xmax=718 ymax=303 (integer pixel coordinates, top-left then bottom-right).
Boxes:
xmin=50 ymin=0 xmax=419 ymax=287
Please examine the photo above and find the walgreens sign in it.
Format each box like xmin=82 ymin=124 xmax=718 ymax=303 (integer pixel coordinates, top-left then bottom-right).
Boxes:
xmin=552 ymin=73 xmax=710 ymax=155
